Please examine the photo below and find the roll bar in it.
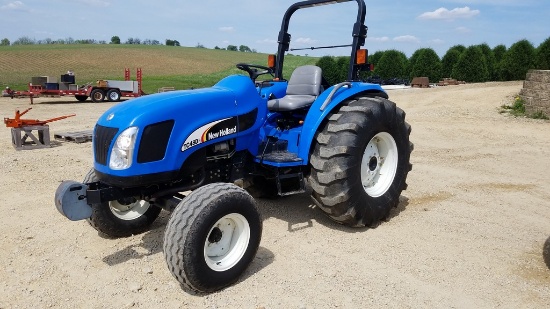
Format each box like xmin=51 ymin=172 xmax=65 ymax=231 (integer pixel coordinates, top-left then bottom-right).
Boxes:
xmin=274 ymin=0 xmax=368 ymax=81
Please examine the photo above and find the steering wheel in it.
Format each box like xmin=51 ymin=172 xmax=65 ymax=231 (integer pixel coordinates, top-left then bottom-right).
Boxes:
xmin=236 ymin=63 xmax=274 ymax=81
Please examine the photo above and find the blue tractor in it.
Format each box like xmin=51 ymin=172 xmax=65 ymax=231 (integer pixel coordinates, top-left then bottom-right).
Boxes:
xmin=55 ymin=0 xmax=412 ymax=293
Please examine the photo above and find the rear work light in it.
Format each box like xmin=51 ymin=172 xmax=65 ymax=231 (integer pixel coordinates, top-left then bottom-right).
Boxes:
xmin=356 ymin=49 xmax=368 ymax=65
xmin=267 ymin=54 xmax=276 ymax=69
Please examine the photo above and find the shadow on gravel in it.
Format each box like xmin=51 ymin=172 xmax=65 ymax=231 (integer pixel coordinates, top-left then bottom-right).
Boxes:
xmin=100 ymin=210 xmax=276 ymax=279
xmin=256 ymin=187 xmax=409 ymax=233
xmin=101 ymin=210 xmax=170 ymax=266
xmin=544 ymin=235 xmax=550 ymax=270
xmin=99 ymin=189 xmax=409 ymax=282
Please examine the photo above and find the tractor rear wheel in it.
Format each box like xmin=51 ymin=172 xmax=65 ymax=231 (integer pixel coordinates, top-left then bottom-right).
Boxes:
xmin=83 ymin=168 xmax=161 ymax=237
xmin=163 ymin=183 xmax=262 ymax=293
xmin=309 ymin=97 xmax=413 ymax=227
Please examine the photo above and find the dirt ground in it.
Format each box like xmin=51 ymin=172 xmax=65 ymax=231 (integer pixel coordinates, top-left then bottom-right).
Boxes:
xmin=0 ymin=81 xmax=549 ymax=309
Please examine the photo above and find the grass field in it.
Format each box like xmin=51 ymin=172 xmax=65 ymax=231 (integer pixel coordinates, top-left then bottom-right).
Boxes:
xmin=0 ymin=44 xmax=317 ymax=93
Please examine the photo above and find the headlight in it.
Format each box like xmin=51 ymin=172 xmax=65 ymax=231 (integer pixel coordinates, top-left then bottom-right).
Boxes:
xmin=109 ymin=127 xmax=138 ymax=170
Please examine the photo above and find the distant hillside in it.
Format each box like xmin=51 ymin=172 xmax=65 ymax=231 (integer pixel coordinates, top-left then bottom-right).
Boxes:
xmin=0 ymin=44 xmax=317 ymax=93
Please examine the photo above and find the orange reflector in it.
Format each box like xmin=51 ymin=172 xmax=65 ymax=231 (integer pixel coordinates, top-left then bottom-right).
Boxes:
xmin=356 ymin=49 xmax=367 ymax=64
xmin=268 ymin=54 xmax=276 ymax=68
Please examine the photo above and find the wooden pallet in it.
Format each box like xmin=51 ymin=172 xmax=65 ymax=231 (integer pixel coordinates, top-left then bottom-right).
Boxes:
xmin=54 ymin=130 xmax=93 ymax=143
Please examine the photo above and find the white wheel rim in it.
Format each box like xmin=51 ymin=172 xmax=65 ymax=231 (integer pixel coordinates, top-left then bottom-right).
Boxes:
xmin=109 ymin=199 xmax=150 ymax=220
xmin=109 ymin=92 xmax=119 ymax=101
xmin=204 ymin=213 xmax=250 ymax=272
xmin=360 ymin=132 xmax=398 ymax=197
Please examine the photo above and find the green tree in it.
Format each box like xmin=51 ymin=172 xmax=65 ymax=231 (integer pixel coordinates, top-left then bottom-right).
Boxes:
xmin=448 ymin=44 xmax=466 ymax=55
xmin=535 ymin=37 xmax=550 ymax=70
xmin=500 ymin=39 xmax=536 ymax=81
xmin=410 ymin=48 xmax=442 ymax=83
xmin=227 ymin=45 xmax=238 ymax=51
xmin=110 ymin=36 xmax=121 ymax=44
xmin=452 ymin=46 xmax=489 ymax=83
xmin=476 ymin=43 xmax=496 ymax=81
xmin=336 ymin=56 xmax=350 ymax=81
xmin=406 ymin=50 xmax=421 ymax=79
xmin=359 ymin=50 xmax=384 ymax=79
xmin=166 ymin=39 xmax=180 ymax=46
xmin=376 ymin=50 xmax=407 ymax=80
xmin=125 ymin=37 xmax=141 ymax=44
xmin=441 ymin=49 xmax=461 ymax=78
xmin=239 ymin=45 xmax=252 ymax=52
xmin=369 ymin=51 xmax=384 ymax=67
xmin=12 ymin=36 xmax=35 ymax=45
xmin=493 ymin=44 xmax=507 ymax=81
xmin=0 ymin=38 xmax=9 ymax=46
xmin=316 ymin=56 xmax=339 ymax=85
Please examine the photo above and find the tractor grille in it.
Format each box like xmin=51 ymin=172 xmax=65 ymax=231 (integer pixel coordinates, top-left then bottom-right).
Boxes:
xmin=94 ymin=125 xmax=119 ymax=165
xmin=137 ymin=120 xmax=174 ymax=163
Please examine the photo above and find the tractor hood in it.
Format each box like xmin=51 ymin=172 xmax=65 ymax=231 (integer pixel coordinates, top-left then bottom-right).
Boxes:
xmin=93 ymin=74 xmax=266 ymax=180
xmin=97 ymin=75 xmax=260 ymax=129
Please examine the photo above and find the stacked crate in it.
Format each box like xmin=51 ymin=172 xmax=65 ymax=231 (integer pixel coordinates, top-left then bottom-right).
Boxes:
xmin=520 ymin=70 xmax=550 ymax=116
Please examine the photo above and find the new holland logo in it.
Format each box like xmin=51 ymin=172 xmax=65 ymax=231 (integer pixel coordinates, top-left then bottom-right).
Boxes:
xmin=182 ymin=117 xmax=238 ymax=151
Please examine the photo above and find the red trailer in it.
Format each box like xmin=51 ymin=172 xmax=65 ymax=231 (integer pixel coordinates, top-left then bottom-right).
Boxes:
xmin=13 ymin=68 xmax=145 ymax=104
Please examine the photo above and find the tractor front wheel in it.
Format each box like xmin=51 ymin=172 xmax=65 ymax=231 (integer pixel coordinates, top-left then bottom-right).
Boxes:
xmin=163 ymin=183 xmax=262 ymax=293
xmin=309 ymin=97 xmax=413 ymax=227
xmin=83 ymin=169 xmax=161 ymax=237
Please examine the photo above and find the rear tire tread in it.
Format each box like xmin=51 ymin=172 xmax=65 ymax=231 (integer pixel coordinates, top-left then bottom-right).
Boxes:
xmin=310 ymin=97 xmax=413 ymax=227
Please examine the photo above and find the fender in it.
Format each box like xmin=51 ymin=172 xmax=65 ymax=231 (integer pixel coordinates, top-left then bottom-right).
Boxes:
xmin=297 ymin=82 xmax=387 ymax=164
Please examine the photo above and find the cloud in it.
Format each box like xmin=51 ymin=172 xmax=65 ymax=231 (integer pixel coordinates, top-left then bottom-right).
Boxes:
xmin=74 ymin=0 xmax=110 ymax=7
xmin=0 ymin=1 xmax=25 ymax=11
xmin=393 ymin=35 xmax=420 ymax=43
xmin=444 ymin=0 xmax=533 ymax=6
xmin=219 ymin=26 xmax=235 ymax=33
xmin=368 ymin=36 xmax=390 ymax=42
xmin=418 ymin=7 xmax=480 ymax=21
xmin=256 ymin=39 xmax=277 ymax=45
xmin=429 ymin=39 xmax=445 ymax=45
xmin=455 ymin=26 xmax=471 ymax=34
xmin=294 ymin=37 xmax=317 ymax=45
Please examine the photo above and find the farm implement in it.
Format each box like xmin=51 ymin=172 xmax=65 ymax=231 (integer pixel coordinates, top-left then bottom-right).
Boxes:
xmin=54 ymin=0 xmax=413 ymax=293
xmin=3 ymin=108 xmax=75 ymax=128
xmin=4 ymin=108 xmax=75 ymax=150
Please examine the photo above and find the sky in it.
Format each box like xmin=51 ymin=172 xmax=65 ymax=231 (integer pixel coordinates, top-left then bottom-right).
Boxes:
xmin=0 ymin=0 xmax=548 ymax=57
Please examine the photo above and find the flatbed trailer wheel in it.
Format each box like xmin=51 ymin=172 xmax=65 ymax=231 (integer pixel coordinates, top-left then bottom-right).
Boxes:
xmin=106 ymin=89 xmax=121 ymax=102
xmin=83 ymin=169 xmax=161 ymax=237
xmin=90 ymin=89 xmax=105 ymax=103
xmin=75 ymin=95 xmax=88 ymax=102
xmin=163 ymin=183 xmax=262 ymax=293
xmin=309 ymin=97 xmax=413 ymax=227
